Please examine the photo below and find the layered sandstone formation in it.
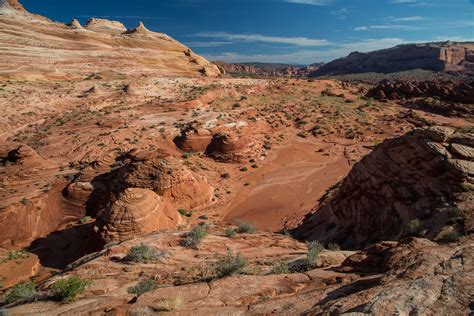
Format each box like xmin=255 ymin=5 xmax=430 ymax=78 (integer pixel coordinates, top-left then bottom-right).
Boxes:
xmin=205 ymin=132 xmax=262 ymax=162
xmin=310 ymin=42 xmax=474 ymax=77
xmin=111 ymin=151 xmax=213 ymax=209
xmin=367 ymin=80 xmax=474 ymax=117
xmin=0 ymin=2 xmax=220 ymax=78
xmin=174 ymin=123 xmax=213 ymax=152
xmin=296 ymin=126 xmax=473 ymax=247
xmin=97 ymin=188 xmax=183 ymax=243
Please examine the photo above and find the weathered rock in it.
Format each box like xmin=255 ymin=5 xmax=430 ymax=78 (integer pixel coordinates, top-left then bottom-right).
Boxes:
xmin=205 ymin=132 xmax=261 ymax=162
xmin=295 ymin=126 xmax=474 ymax=247
xmin=97 ymin=188 xmax=183 ymax=243
xmin=174 ymin=123 xmax=213 ymax=152
xmin=112 ymin=150 xmax=213 ymax=209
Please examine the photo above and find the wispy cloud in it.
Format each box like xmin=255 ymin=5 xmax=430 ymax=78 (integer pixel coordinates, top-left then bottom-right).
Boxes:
xmin=193 ymin=32 xmax=332 ymax=47
xmin=330 ymin=8 xmax=349 ymax=19
xmin=184 ymin=41 xmax=234 ymax=47
xmin=204 ymin=37 xmax=408 ymax=64
xmin=389 ymin=16 xmax=424 ymax=21
xmin=283 ymin=0 xmax=333 ymax=6
xmin=354 ymin=24 xmax=424 ymax=31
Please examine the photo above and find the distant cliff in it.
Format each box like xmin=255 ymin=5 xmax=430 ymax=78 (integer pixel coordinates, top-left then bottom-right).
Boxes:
xmin=309 ymin=42 xmax=474 ymax=77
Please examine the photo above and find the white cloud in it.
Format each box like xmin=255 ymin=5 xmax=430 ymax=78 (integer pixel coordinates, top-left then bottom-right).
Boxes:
xmin=284 ymin=0 xmax=333 ymax=5
xmin=390 ymin=16 xmax=424 ymax=21
xmin=185 ymin=41 xmax=234 ymax=47
xmin=354 ymin=24 xmax=424 ymax=31
xmin=330 ymin=8 xmax=349 ymax=19
xmin=204 ymin=37 xmax=408 ymax=64
xmin=193 ymin=32 xmax=332 ymax=47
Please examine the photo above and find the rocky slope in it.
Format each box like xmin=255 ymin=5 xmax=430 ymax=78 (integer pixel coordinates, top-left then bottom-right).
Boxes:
xmin=215 ymin=61 xmax=322 ymax=77
xmin=0 ymin=1 xmax=220 ymax=79
xmin=295 ymin=126 xmax=474 ymax=247
xmin=310 ymin=42 xmax=474 ymax=77
xmin=367 ymin=79 xmax=474 ymax=117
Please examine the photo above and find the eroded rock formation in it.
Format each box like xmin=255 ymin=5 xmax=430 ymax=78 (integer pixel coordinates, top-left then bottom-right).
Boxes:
xmin=367 ymin=80 xmax=474 ymax=117
xmin=96 ymin=188 xmax=183 ymax=243
xmin=205 ymin=132 xmax=262 ymax=162
xmin=295 ymin=126 xmax=474 ymax=247
xmin=174 ymin=123 xmax=213 ymax=153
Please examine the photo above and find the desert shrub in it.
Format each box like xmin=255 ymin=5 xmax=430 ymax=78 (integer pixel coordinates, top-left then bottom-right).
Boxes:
xmin=239 ymin=167 xmax=248 ymax=172
xmin=235 ymin=221 xmax=257 ymax=234
xmin=0 ymin=250 xmax=29 ymax=263
xmin=51 ymin=276 xmax=91 ymax=302
xmin=158 ymin=296 xmax=184 ymax=311
xmin=178 ymin=208 xmax=195 ymax=217
xmin=127 ymin=279 xmax=157 ymax=297
xmin=270 ymin=262 xmax=290 ymax=274
xmin=125 ymin=243 xmax=164 ymax=263
xmin=326 ymin=242 xmax=341 ymax=251
xmin=440 ymin=230 xmax=460 ymax=243
xmin=306 ymin=241 xmax=325 ymax=268
xmin=4 ymin=281 xmax=36 ymax=304
xmin=181 ymin=226 xmax=207 ymax=249
xmin=214 ymin=249 xmax=247 ymax=278
xmin=79 ymin=216 xmax=91 ymax=224
xmin=225 ymin=227 xmax=236 ymax=238
xmin=408 ymin=219 xmax=422 ymax=235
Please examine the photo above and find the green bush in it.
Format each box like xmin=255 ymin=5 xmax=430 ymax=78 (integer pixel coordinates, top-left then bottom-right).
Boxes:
xmin=408 ymin=219 xmax=422 ymax=236
xmin=0 ymin=250 xmax=29 ymax=264
xmin=235 ymin=221 xmax=257 ymax=234
xmin=125 ymin=243 xmax=164 ymax=263
xmin=306 ymin=241 xmax=325 ymax=268
xmin=127 ymin=279 xmax=157 ymax=297
xmin=270 ymin=262 xmax=290 ymax=274
xmin=225 ymin=227 xmax=236 ymax=238
xmin=214 ymin=249 xmax=247 ymax=278
xmin=440 ymin=230 xmax=460 ymax=243
xmin=4 ymin=281 xmax=36 ymax=304
xmin=181 ymin=226 xmax=208 ymax=249
xmin=326 ymin=242 xmax=341 ymax=251
xmin=51 ymin=276 xmax=91 ymax=302
xmin=178 ymin=208 xmax=195 ymax=217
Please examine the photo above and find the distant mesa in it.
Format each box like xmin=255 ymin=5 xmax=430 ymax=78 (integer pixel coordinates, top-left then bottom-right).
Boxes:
xmin=310 ymin=42 xmax=474 ymax=77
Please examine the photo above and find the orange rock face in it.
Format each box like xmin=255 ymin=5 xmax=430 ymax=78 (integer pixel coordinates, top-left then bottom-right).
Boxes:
xmin=295 ymin=126 xmax=474 ymax=247
xmin=96 ymin=188 xmax=183 ymax=243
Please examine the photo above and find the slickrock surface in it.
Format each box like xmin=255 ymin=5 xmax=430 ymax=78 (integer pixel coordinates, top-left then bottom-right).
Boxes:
xmin=0 ymin=5 xmax=220 ymax=79
xmin=296 ymin=126 xmax=474 ymax=247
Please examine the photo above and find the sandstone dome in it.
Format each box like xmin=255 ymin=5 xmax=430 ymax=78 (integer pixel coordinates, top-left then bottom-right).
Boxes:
xmin=97 ymin=188 xmax=183 ymax=243
xmin=174 ymin=123 xmax=213 ymax=153
xmin=113 ymin=151 xmax=213 ymax=209
xmin=205 ymin=132 xmax=260 ymax=162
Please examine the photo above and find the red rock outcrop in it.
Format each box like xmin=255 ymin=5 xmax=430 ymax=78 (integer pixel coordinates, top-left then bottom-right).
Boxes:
xmin=295 ymin=126 xmax=474 ymax=247
xmin=205 ymin=131 xmax=262 ymax=162
xmin=310 ymin=42 xmax=474 ymax=77
xmin=174 ymin=123 xmax=213 ymax=152
xmin=366 ymin=79 xmax=474 ymax=117
xmin=110 ymin=150 xmax=213 ymax=209
xmin=96 ymin=188 xmax=183 ymax=243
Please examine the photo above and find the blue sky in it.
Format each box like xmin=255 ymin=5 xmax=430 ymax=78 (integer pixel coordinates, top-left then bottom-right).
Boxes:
xmin=22 ymin=0 xmax=474 ymax=65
